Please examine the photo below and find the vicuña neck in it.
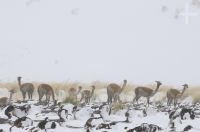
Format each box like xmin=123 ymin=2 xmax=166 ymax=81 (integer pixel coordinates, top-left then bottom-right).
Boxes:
xmin=152 ymin=84 xmax=160 ymax=95
xmin=120 ymin=81 xmax=127 ymax=93
xmin=181 ymin=88 xmax=186 ymax=96
xmin=18 ymin=78 xmax=22 ymax=88
xmin=8 ymin=92 xmax=13 ymax=103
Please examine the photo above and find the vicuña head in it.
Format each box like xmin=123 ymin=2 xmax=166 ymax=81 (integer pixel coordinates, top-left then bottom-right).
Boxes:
xmin=17 ymin=76 xmax=22 ymax=81
xmin=155 ymin=81 xmax=162 ymax=87
xmin=9 ymin=89 xmax=17 ymax=94
xmin=78 ymin=86 xmax=82 ymax=90
xmin=91 ymin=85 xmax=95 ymax=90
xmin=182 ymin=84 xmax=188 ymax=89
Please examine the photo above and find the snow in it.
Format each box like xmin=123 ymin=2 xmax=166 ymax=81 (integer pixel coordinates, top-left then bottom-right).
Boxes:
xmin=180 ymin=96 xmax=194 ymax=106
xmin=0 ymin=98 xmax=200 ymax=132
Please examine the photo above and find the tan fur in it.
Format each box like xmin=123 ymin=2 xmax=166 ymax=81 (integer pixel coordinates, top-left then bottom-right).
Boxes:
xmin=167 ymin=84 xmax=188 ymax=106
xmin=0 ymin=89 xmax=16 ymax=107
xmin=133 ymin=81 xmax=162 ymax=105
xmin=0 ymin=97 xmax=9 ymax=107
xmin=80 ymin=86 xmax=95 ymax=104
xmin=68 ymin=86 xmax=82 ymax=101
xmin=69 ymin=88 xmax=76 ymax=95
xmin=38 ymin=84 xmax=55 ymax=104
xmin=107 ymin=80 xmax=127 ymax=104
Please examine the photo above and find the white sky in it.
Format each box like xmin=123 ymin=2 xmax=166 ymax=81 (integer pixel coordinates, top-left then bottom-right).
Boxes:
xmin=0 ymin=0 xmax=200 ymax=86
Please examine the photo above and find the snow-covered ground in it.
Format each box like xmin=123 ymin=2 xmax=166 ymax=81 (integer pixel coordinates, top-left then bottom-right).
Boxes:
xmin=0 ymin=97 xmax=200 ymax=132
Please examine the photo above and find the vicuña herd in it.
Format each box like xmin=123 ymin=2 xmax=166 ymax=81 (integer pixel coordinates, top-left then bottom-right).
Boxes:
xmin=0 ymin=77 xmax=190 ymax=107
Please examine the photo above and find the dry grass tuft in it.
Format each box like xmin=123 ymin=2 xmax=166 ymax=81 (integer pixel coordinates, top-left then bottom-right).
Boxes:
xmin=63 ymin=97 xmax=78 ymax=105
xmin=111 ymin=102 xmax=128 ymax=113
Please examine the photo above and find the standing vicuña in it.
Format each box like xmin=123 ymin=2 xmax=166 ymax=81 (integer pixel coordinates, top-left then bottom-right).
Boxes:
xmin=107 ymin=80 xmax=127 ymax=104
xmin=133 ymin=81 xmax=162 ymax=105
xmin=68 ymin=86 xmax=82 ymax=101
xmin=80 ymin=85 xmax=95 ymax=104
xmin=167 ymin=84 xmax=188 ymax=106
xmin=17 ymin=76 xmax=34 ymax=101
xmin=0 ymin=89 xmax=16 ymax=107
xmin=38 ymin=84 xmax=55 ymax=104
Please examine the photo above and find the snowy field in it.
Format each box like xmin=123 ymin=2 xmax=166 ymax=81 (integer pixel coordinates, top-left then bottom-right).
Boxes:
xmin=0 ymin=96 xmax=200 ymax=132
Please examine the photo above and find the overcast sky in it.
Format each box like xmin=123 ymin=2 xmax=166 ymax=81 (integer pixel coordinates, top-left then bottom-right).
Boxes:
xmin=0 ymin=0 xmax=200 ymax=86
